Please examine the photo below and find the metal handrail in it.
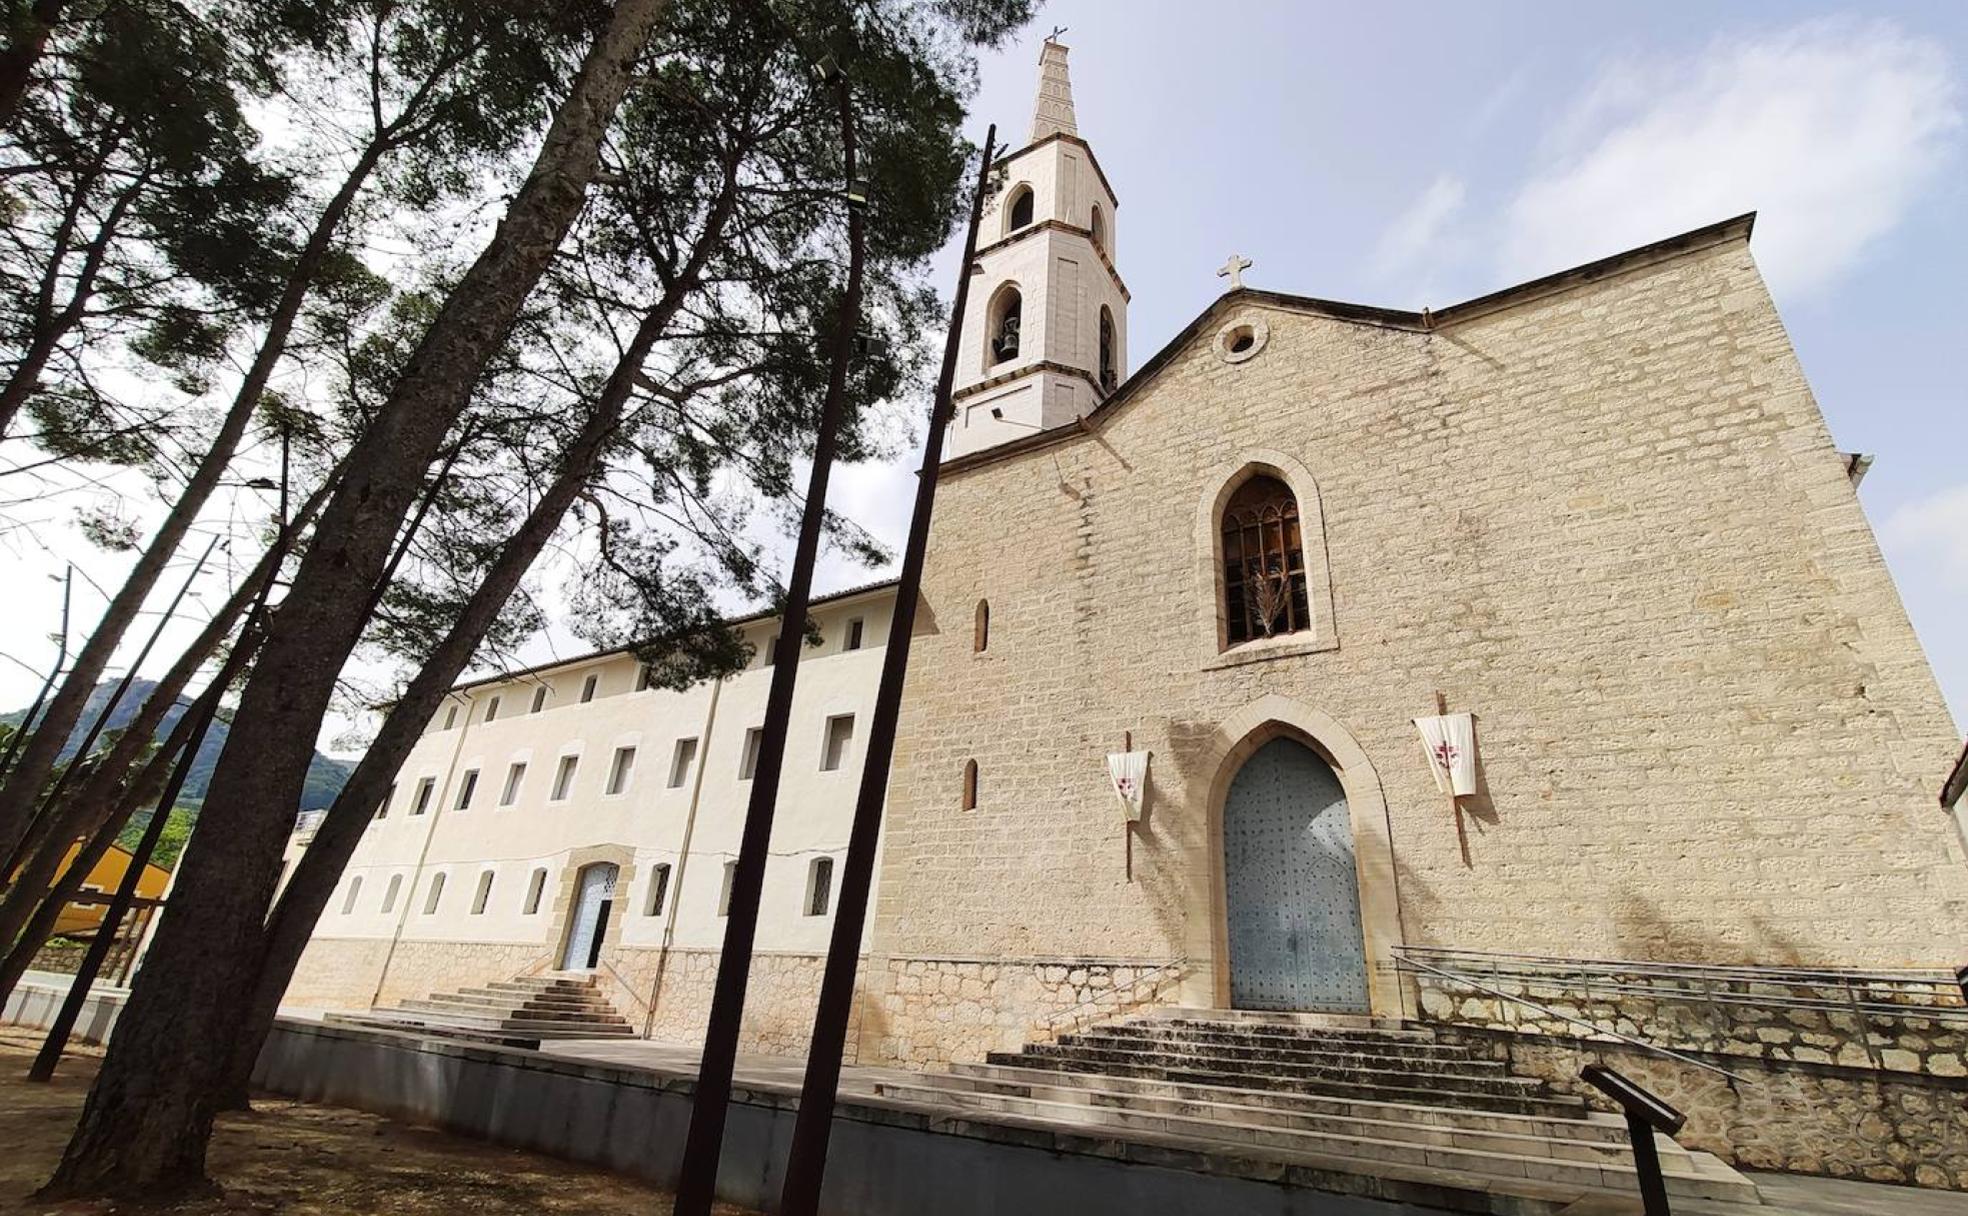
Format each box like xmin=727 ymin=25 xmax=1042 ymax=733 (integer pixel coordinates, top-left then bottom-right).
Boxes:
xmin=1394 ymin=952 xmax=1752 ymax=1083
xmin=1397 ymin=945 xmax=1967 ymax=1022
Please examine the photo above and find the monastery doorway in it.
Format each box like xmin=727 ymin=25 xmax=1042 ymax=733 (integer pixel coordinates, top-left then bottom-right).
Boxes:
xmin=1221 ymin=737 xmax=1369 ymax=1012
xmin=560 ymin=862 xmax=618 ymax=971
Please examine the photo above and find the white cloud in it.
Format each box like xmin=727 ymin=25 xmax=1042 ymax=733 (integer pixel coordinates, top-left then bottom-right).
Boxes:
xmin=1371 ymin=174 xmax=1467 ymax=281
xmin=1884 ymin=484 xmax=1968 ymax=591
xmin=1500 ymin=19 xmax=1959 ymax=299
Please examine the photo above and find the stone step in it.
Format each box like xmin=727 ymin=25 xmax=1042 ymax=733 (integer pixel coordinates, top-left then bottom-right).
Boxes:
xmin=976 ymin=1053 xmax=1585 ymax=1119
xmin=395 ymin=998 xmax=627 ymax=1027
xmin=947 ymin=1061 xmax=1605 ymax=1136
xmin=375 ymin=1003 xmax=634 ymax=1037
xmin=427 ymin=992 xmax=613 ymax=1017
xmin=324 ymin=1011 xmax=542 ymax=1049
xmin=1138 ymin=1007 xmax=1426 ymax=1035
xmin=484 ymin=977 xmax=597 ymax=995
xmin=1061 ymin=1029 xmax=1494 ymax=1070
xmin=1008 ymin=1042 xmax=1549 ymax=1099
xmin=1102 ymin=1019 xmax=1471 ymax=1056
xmin=873 ymin=1079 xmax=1756 ymax=1205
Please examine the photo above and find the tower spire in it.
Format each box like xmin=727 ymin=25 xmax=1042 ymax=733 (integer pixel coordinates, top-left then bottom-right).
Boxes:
xmin=1030 ymin=37 xmax=1077 ymax=142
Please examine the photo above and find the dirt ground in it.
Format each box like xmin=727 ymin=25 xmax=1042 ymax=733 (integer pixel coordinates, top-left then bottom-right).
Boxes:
xmin=0 ymin=1029 xmax=757 ymax=1214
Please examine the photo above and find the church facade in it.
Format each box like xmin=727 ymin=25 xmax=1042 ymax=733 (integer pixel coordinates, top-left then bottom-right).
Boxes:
xmin=284 ymin=43 xmax=1966 ymax=1079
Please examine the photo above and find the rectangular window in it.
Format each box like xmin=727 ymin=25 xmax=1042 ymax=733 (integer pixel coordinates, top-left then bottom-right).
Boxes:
xmin=806 ymin=856 xmax=834 ymax=917
xmin=500 ymin=762 xmax=527 ymax=807
xmin=443 ymin=705 xmax=458 ymax=730
xmin=550 ymin=754 xmax=579 ymax=801
xmin=523 ymin=868 xmax=547 ymax=915
xmin=530 ymin=685 xmax=548 ymax=714
xmin=471 ymin=870 xmax=494 ymax=915
xmin=580 ymin=673 xmax=598 ymax=703
xmin=821 ymin=714 xmax=855 ymax=772
xmin=718 ymin=861 xmax=736 ymax=916
xmin=668 ymin=737 xmax=699 ymax=788
xmin=484 ymin=695 xmax=501 ymax=722
xmin=375 ymin=784 xmax=394 ymax=820
xmin=645 ymin=863 xmax=672 ymax=917
xmin=411 ymin=777 xmax=435 ymax=816
xmin=454 ymin=769 xmax=479 ymax=811
xmin=763 ymin=634 xmax=778 ymax=667
xmin=606 ymin=746 xmax=637 ymax=795
xmin=636 ymin=663 xmax=654 ymax=691
xmin=845 ymin=618 xmax=864 ymax=651
xmin=739 ymin=727 xmax=764 ymax=780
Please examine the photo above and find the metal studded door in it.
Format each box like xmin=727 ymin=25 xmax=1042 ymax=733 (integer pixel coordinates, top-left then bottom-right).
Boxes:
xmin=1222 ymin=738 xmax=1368 ymax=1011
xmin=559 ymin=862 xmax=618 ymax=971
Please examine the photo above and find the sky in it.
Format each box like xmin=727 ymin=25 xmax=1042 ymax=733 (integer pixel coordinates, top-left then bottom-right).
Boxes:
xmin=3 ymin=0 xmax=1966 ymax=753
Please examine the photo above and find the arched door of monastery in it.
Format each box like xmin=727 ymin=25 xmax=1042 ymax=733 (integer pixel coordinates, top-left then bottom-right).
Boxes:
xmin=1222 ymin=738 xmax=1368 ymax=1012
xmin=560 ymin=862 xmax=618 ymax=971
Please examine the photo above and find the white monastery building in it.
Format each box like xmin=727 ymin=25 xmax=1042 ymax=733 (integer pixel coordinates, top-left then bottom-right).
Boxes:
xmin=282 ymin=47 xmax=1968 ymax=1186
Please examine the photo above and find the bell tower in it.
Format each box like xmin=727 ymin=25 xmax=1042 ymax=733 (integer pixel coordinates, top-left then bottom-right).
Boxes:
xmin=946 ymin=38 xmax=1127 ymax=460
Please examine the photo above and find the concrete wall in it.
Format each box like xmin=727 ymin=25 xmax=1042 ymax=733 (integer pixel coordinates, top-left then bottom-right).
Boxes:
xmin=866 ymin=224 xmax=1968 ymax=1063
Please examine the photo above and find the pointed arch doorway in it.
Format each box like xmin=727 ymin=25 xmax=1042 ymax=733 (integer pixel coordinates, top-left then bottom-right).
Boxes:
xmin=1221 ymin=737 xmax=1369 ymax=1012
xmin=560 ymin=862 xmax=618 ymax=971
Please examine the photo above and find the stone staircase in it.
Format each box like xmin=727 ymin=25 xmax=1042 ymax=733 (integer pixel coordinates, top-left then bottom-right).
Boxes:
xmin=326 ymin=973 xmax=635 ymax=1048
xmin=875 ymin=1007 xmax=1759 ymax=1212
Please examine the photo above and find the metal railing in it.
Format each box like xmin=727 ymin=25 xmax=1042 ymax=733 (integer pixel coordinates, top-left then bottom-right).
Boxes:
xmin=1393 ymin=949 xmax=1752 ymax=1082
xmin=1396 ymin=945 xmax=1967 ymax=1022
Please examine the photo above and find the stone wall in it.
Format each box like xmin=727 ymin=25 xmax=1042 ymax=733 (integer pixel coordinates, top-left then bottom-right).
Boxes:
xmin=855 ymin=954 xmax=1185 ymax=1070
xmin=866 ymin=220 xmax=1968 ymax=1064
xmin=284 ymin=936 xmax=393 ymax=1008
xmin=1414 ymin=973 xmax=1968 ymax=1188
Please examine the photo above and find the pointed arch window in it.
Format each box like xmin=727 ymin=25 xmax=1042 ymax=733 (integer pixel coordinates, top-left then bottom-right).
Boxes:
xmin=1006 ymin=184 xmax=1034 ymax=233
xmin=986 ymin=285 xmax=1021 ymax=366
xmin=1221 ymin=475 xmax=1311 ymax=646
xmin=1098 ymin=306 xmax=1117 ymax=391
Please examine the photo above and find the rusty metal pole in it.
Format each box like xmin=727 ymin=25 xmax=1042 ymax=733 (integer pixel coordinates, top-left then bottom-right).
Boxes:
xmin=777 ymin=125 xmax=996 ymax=1216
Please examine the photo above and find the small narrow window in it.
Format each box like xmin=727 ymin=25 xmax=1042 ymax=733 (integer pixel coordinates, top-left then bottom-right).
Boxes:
xmin=442 ymin=705 xmax=458 ymax=730
xmin=1090 ymin=202 xmax=1106 ymax=253
xmin=636 ymin=663 xmax=655 ymax=691
xmin=1098 ymin=306 xmax=1117 ymax=391
xmin=962 ymin=759 xmax=979 ymax=811
xmin=523 ymin=868 xmax=547 ymax=915
xmin=375 ymin=784 xmax=394 ymax=820
xmin=739 ymin=727 xmax=763 ymax=780
xmin=410 ymin=777 xmax=435 ymax=817
xmin=530 ymin=685 xmax=548 ymax=714
xmin=606 ymin=746 xmax=637 ymax=795
xmin=668 ymin=737 xmax=698 ymax=788
xmin=471 ymin=869 xmax=494 ymax=915
xmin=500 ymin=762 xmax=527 ymax=807
xmin=580 ymin=673 xmax=598 ymax=703
xmin=974 ymin=599 xmax=990 ymax=652
xmin=718 ymin=861 xmax=736 ymax=916
xmin=845 ymin=618 xmax=864 ymax=651
xmin=422 ymin=871 xmax=446 ymax=914
xmin=763 ymin=635 xmax=778 ymax=667
xmin=454 ymin=769 xmax=479 ymax=811
xmin=805 ymin=857 xmax=835 ymax=917
xmin=645 ymin=863 xmax=672 ymax=916
xmin=341 ymin=876 xmax=363 ymax=915
xmin=1006 ymin=183 xmax=1034 ymax=232
xmin=484 ymin=695 xmax=501 ymax=722
xmin=821 ymin=714 xmax=855 ymax=772
xmin=381 ymin=873 xmax=402 ymax=914
xmin=550 ymin=754 xmax=579 ymax=801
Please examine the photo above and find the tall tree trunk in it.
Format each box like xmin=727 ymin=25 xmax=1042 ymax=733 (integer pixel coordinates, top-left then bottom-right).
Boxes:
xmin=0 ymin=137 xmax=385 ymax=861
xmin=217 ymin=157 xmax=742 ymax=1102
xmin=0 ymin=0 xmax=68 ymax=128
xmin=40 ymin=1 xmax=668 ymax=1197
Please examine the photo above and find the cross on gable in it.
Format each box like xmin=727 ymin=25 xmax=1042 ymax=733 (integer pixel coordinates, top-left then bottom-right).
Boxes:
xmin=1217 ymin=253 xmax=1253 ymax=291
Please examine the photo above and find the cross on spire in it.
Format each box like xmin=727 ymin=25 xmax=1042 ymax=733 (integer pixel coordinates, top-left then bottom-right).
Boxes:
xmin=1217 ymin=253 xmax=1253 ymax=291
